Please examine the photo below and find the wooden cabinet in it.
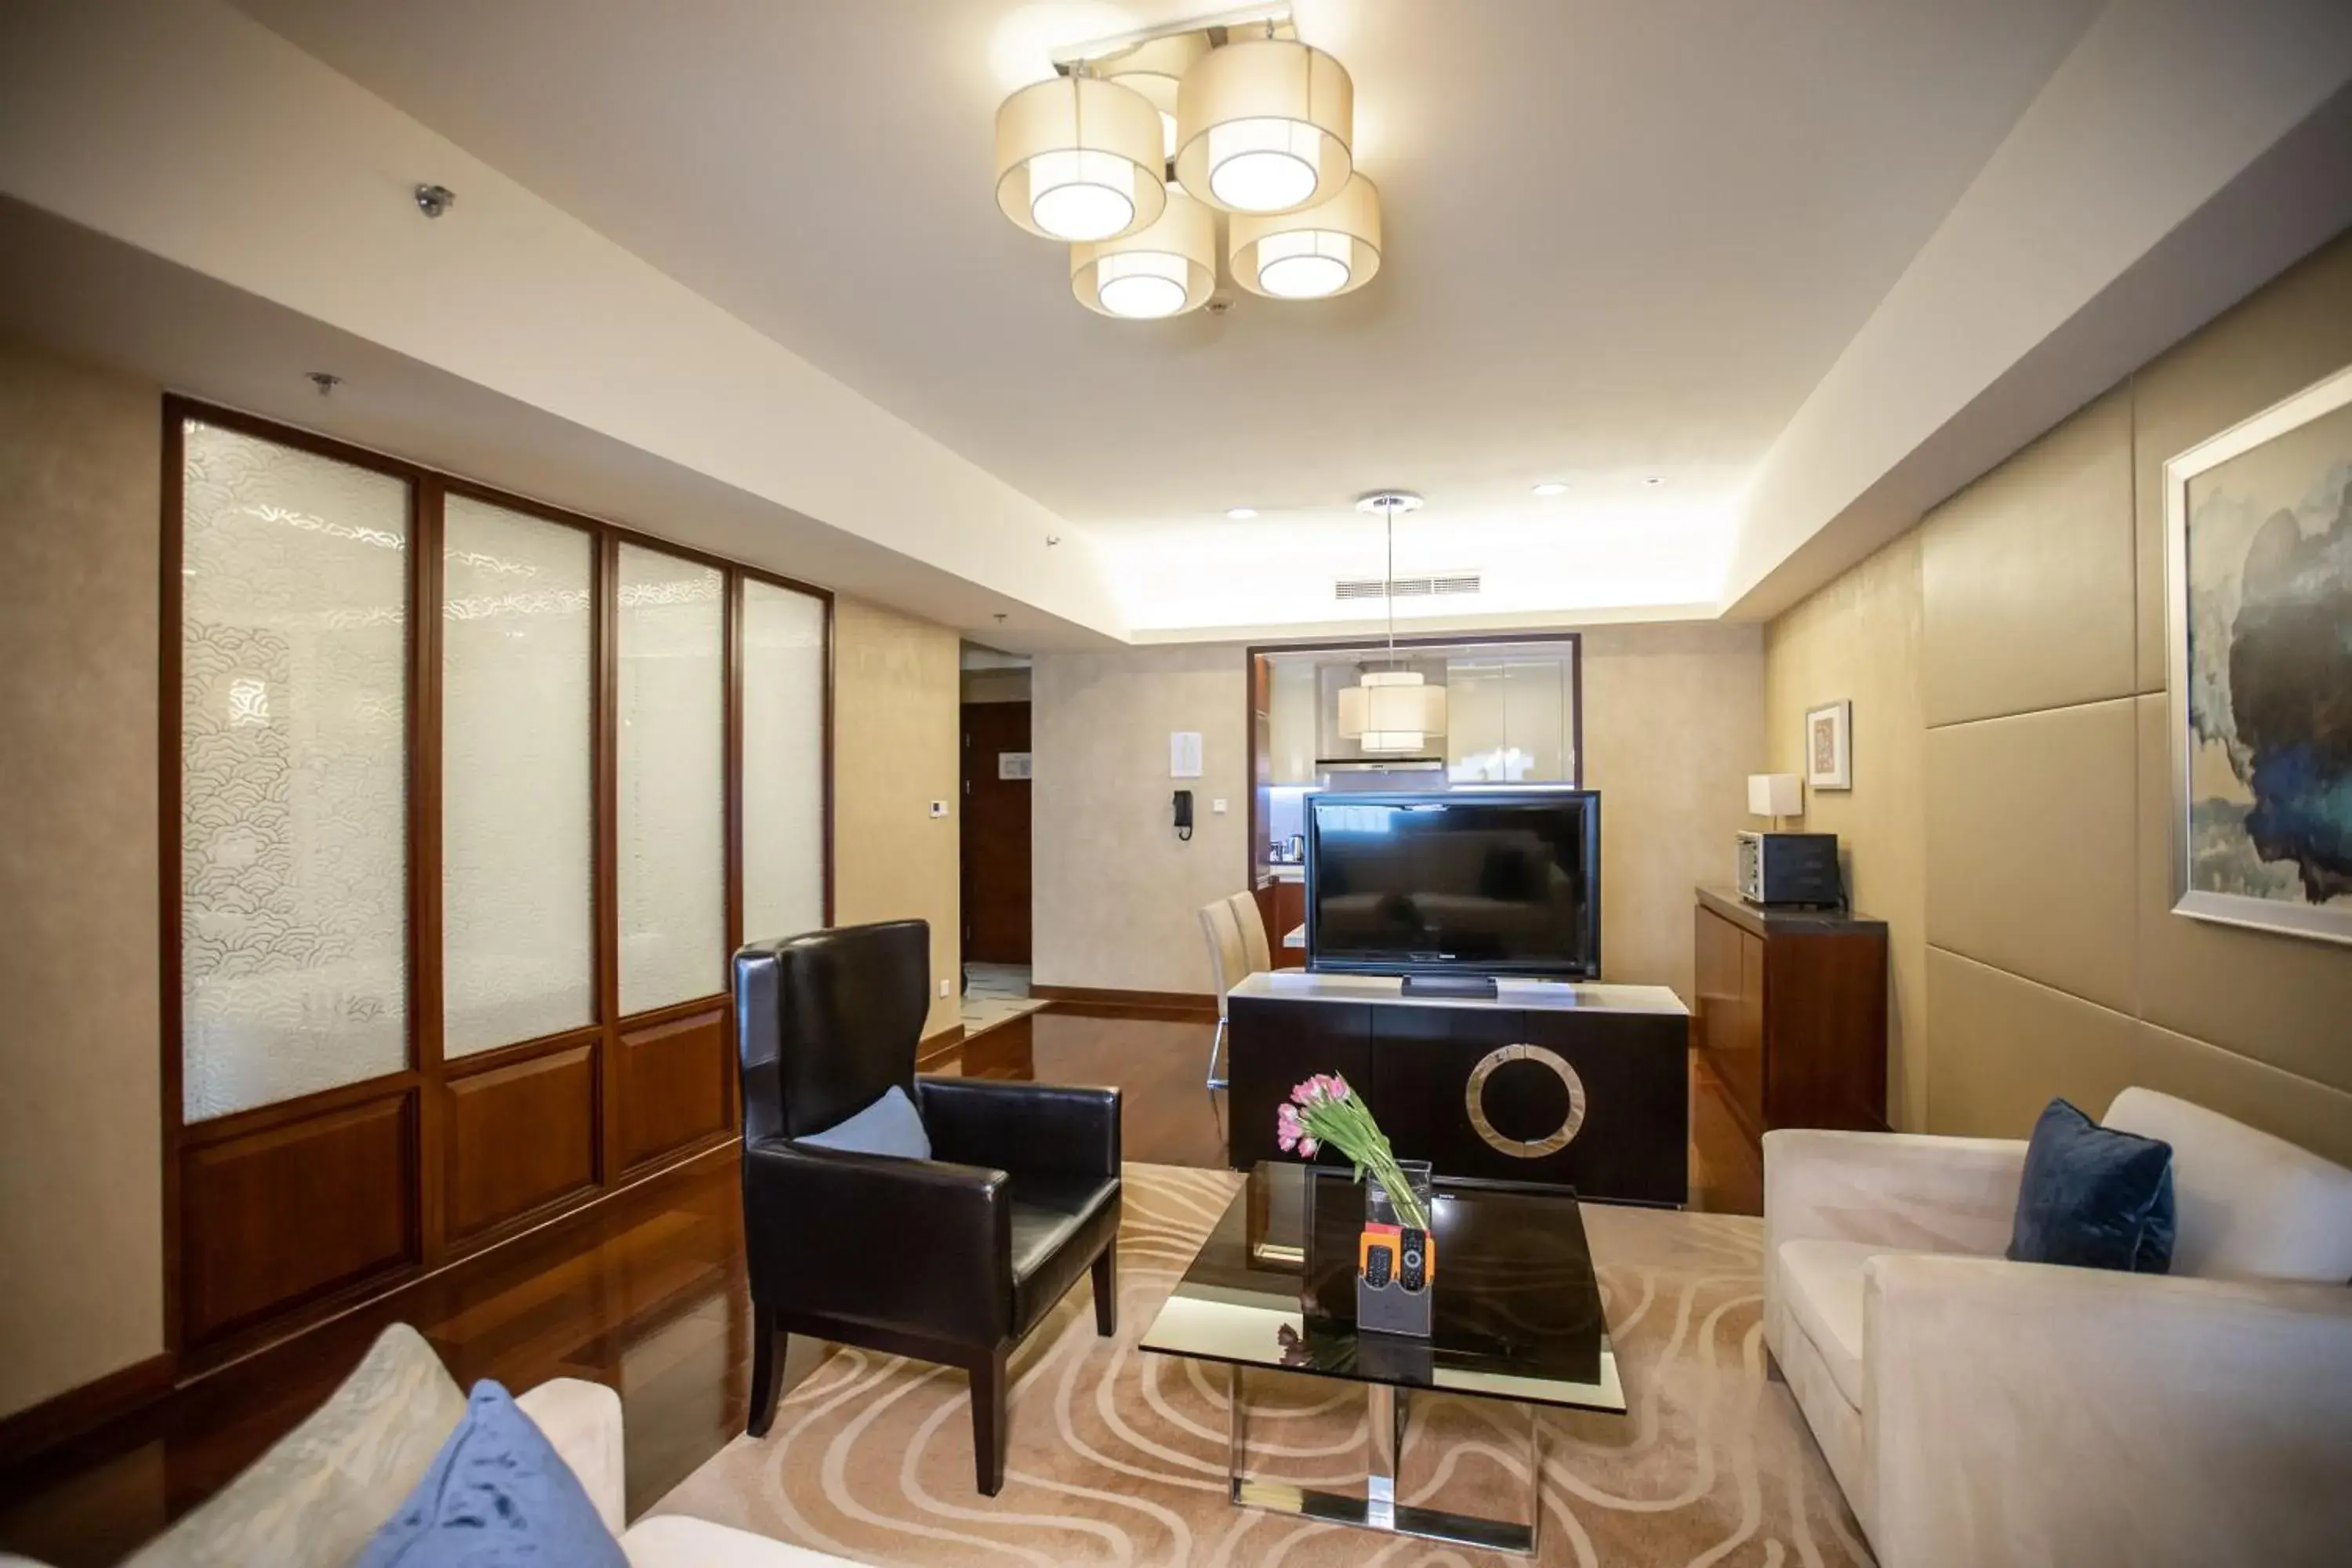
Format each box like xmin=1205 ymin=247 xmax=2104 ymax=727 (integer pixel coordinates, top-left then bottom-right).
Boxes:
xmin=1253 ymin=877 xmax=1306 ymax=970
xmin=1227 ymin=978 xmax=1690 ymax=1206
xmin=1692 ymin=887 xmax=1888 ymax=1148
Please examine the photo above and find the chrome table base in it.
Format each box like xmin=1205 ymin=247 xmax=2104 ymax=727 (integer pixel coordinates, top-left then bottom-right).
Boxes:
xmin=1227 ymin=1365 xmax=1541 ymax=1555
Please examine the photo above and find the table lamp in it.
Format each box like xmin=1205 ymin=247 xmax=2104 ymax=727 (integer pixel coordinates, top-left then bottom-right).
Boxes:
xmin=1748 ymin=772 xmax=1803 ymax=832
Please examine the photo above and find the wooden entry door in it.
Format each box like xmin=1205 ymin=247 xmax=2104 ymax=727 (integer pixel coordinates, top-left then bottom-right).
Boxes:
xmin=961 ymin=701 xmax=1033 ymax=964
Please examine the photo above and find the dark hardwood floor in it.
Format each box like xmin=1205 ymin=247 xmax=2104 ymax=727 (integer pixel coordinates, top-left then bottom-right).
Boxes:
xmin=0 ymin=1004 xmax=1749 ymax=1566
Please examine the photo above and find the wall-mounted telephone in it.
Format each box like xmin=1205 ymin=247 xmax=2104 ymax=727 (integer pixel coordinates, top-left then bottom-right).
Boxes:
xmin=1173 ymin=789 xmax=1194 ymax=841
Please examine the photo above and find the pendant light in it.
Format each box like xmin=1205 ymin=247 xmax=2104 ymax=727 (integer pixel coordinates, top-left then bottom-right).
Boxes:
xmin=1230 ymin=172 xmax=1381 ymax=299
xmin=995 ymin=73 xmax=1167 ymax=242
xmin=1338 ymin=492 xmax=1446 ymax=754
xmin=1173 ymin=34 xmax=1352 ymax=215
xmin=1071 ymin=190 xmax=1216 ymax=318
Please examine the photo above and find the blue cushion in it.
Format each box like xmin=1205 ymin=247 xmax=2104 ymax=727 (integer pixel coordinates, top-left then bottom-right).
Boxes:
xmin=797 ymin=1083 xmax=932 ymax=1160
xmin=358 ymin=1381 xmax=626 ymax=1568
xmin=2007 ymin=1098 xmax=2176 ymax=1273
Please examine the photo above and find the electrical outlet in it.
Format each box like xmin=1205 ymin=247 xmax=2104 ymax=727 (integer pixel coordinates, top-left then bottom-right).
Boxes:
xmin=928 ymin=800 xmax=949 ymax=818
xmin=938 ymin=978 xmax=951 ymax=998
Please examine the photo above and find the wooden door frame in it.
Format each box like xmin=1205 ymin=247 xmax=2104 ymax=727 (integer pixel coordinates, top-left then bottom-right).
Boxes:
xmin=1241 ymin=631 xmax=1586 ymax=897
xmin=157 ymin=396 xmax=835 ymax=1373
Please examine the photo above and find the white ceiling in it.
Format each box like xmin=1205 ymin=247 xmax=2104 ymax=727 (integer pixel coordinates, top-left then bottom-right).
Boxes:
xmin=230 ymin=0 xmax=2101 ymax=631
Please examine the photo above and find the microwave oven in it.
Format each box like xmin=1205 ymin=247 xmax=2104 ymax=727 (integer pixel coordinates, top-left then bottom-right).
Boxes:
xmin=1737 ymin=831 xmax=1842 ymax=908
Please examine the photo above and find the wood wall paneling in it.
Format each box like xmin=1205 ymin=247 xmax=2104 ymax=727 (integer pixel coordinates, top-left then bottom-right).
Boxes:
xmin=617 ymin=1006 xmax=732 ymax=1172
xmin=441 ymin=1039 xmax=599 ymax=1243
xmin=179 ymin=1091 xmax=417 ymax=1347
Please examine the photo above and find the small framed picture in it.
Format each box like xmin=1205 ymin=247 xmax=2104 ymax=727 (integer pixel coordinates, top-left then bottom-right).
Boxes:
xmin=1806 ymin=700 xmax=1853 ymax=790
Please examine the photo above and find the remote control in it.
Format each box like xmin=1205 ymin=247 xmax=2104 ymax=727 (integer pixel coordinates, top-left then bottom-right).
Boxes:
xmin=1363 ymin=1243 xmax=1392 ymax=1287
xmin=1398 ymin=1228 xmax=1428 ymax=1291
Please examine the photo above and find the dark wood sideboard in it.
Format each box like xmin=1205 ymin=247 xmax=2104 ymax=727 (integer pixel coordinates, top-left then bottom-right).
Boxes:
xmin=1691 ymin=887 xmax=1889 ymax=1154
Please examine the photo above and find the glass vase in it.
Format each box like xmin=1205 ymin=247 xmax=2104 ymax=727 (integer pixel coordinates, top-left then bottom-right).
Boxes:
xmin=1367 ymin=1160 xmax=1434 ymax=1232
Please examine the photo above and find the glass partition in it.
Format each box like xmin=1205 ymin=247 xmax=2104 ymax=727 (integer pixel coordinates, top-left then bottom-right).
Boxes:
xmin=615 ymin=544 xmax=727 ymax=1013
xmin=179 ymin=422 xmax=411 ymax=1120
xmin=441 ymin=498 xmax=596 ymax=1054
xmin=740 ymin=578 xmax=827 ymax=946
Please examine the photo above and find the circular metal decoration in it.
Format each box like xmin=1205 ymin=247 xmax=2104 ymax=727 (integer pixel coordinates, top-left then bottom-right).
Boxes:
xmin=1465 ymin=1044 xmax=1586 ymax=1159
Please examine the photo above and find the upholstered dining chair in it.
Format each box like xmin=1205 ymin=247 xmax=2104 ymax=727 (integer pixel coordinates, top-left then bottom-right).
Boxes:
xmin=732 ymin=920 xmax=1123 ymax=1495
xmin=1198 ymin=893 xmax=1272 ymax=1091
xmin=1227 ymin=889 xmax=1275 ymax=976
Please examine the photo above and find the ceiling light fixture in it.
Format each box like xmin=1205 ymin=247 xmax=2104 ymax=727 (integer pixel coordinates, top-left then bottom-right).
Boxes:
xmin=1338 ymin=491 xmax=1445 ymax=754
xmin=1225 ymin=506 xmax=1259 ymax=520
xmin=1533 ymin=481 xmax=1567 ymax=496
xmin=994 ymin=73 xmax=1166 ymax=242
xmin=1175 ymin=32 xmax=1352 ymax=214
xmin=1229 ymin=172 xmax=1381 ymax=299
xmin=1014 ymin=9 xmax=1380 ymax=320
xmin=1097 ymin=31 xmax=1210 ymax=162
xmin=1072 ymin=191 xmax=1216 ymax=318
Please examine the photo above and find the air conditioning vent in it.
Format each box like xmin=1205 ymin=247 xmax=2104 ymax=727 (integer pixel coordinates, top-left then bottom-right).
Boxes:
xmin=1334 ymin=572 xmax=1481 ymax=601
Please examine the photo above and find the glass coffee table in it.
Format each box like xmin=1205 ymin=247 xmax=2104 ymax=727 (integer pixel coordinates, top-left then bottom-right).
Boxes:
xmin=1141 ymin=1162 xmax=1623 ymax=1555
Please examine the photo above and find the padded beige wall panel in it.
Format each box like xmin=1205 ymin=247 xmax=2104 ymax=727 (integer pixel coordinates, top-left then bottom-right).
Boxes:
xmin=1764 ymin=530 xmax=1928 ymax=1129
xmin=1921 ymin=388 xmax=2135 ymax=727
xmin=1925 ymin=948 xmax=2137 ymax=1139
xmin=2132 ymin=232 xmax=2352 ymax=692
xmin=2132 ymin=1021 xmax=2352 ymax=1173
xmin=1925 ymin=699 xmax=2138 ymax=1013
xmin=0 ymin=342 xmax=165 ymax=1417
xmin=2131 ymin=695 xmax=2352 ymax=1096
xmin=832 ymin=597 xmax=962 ymax=1039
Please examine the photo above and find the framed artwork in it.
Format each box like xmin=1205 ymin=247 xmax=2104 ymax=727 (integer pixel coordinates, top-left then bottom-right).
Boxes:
xmin=2165 ymin=361 xmax=2352 ymax=946
xmin=1805 ymin=699 xmax=1852 ymax=790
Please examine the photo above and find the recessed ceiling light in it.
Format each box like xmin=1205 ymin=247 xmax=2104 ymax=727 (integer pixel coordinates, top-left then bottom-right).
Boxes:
xmin=1643 ymin=475 xmax=1666 ymax=487
xmin=1226 ymin=506 xmax=1258 ymax=520
xmin=1531 ymin=481 xmax=1567 ymax=496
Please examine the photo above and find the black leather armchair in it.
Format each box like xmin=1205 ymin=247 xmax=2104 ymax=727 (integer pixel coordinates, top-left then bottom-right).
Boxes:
xmin=733 ymin=920 xmax=1123 ymax=1494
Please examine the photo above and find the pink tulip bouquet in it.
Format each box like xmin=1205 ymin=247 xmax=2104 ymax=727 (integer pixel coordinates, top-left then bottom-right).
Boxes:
xmin=1276 ymin=1073 xmax=1432 ymax=1231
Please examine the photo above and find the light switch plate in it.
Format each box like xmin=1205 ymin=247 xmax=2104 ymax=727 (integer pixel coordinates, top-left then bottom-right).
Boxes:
xmin=1211 ymin=798 xmax=1228 ymax=814
xmin=928 ymin=800 xmax=949 ymax=818
xmin=938 ymin=979 xmax=951 ymax=997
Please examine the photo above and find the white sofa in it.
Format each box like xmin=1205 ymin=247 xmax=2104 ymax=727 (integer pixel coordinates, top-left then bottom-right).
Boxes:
xmin=1762 ymin=1087 xmax=2352 ymax=1568
xmin=82 ymin=1322 xmax=857 ymax=1567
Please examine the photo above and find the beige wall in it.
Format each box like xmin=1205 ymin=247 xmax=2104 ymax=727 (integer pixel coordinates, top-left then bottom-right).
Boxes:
xmin=1580 ymin=622 xmax=1763 ymax=1000
xmin=1032 ymin=644 xmax=1248 ymax=996
xmin=0 ymin=340 xmax=165 ymax=1419
xmin=1763 ymin=532 xmax=1929 ymax=1128
xmin=832 ymin=597 xmax=962 ymax=1037
xmin=1764 ymin=230 xmax=2352 ymax=1164
xmin=1031 ymin=626 xmax=1762 ymax=1001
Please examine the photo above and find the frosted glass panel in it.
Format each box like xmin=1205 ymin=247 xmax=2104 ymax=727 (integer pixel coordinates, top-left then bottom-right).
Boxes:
xmin=180 ymin=422 xmax=409 ymax=1120
xmin=442 ymin=499 xmax=595 ymax=1055
xmin=616 ymin=544 xmax=725 ymax=1012
xmin=741 ymin=580 xmax=827 ymax=946
xmin=1446 ymin=652 xmax=1574 ymax=782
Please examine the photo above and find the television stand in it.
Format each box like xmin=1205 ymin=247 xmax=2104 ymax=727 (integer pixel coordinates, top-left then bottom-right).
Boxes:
xmin=1225 ymin=971 xmax=1690 ymax=1205
xmin=1400 ymin=973 xmax=1498 ymax=1000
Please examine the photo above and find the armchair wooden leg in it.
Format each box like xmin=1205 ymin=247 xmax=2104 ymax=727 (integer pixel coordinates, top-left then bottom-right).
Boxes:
xmin=971 ymin=1344 xmax=1010 ymax=1497
xmin=1091 ymin=1245 xmax=1118 ymax=1338
xmin=747 ymin=1298 xmax=783 ymax=1438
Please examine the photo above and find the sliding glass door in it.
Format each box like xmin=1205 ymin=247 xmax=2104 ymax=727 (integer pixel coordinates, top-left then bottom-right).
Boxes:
xmin=165 ymin=402 xmax=829 ymax=1359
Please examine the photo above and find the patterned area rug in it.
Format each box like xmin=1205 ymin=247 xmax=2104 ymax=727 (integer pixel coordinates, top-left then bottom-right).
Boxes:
xmin=650 ymin=1163 xmax=1873 ymax=1566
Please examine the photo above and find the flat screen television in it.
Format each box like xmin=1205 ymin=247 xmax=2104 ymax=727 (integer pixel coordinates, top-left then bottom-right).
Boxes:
xmin=1304 ymin=790 xmax=1600 ymax=980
